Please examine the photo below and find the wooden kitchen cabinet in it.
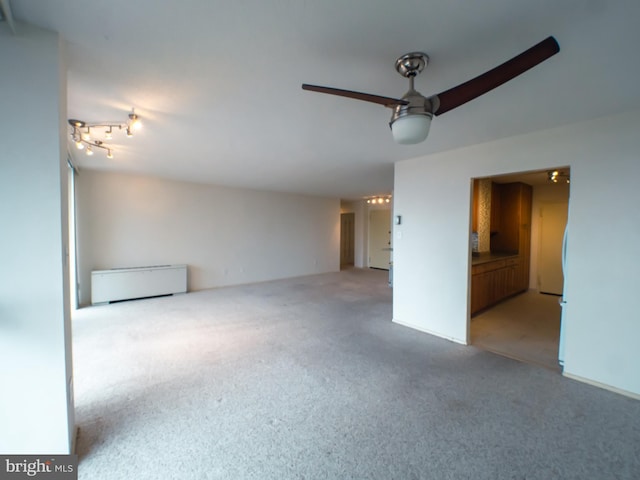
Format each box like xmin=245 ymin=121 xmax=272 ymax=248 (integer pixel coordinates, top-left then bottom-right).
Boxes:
xmin=471 ymin=256 xmax=525 ymax=315
xmin=490 ymin=182 xmax=501 ymax=234
xmin=471 ymin=270 xmax=491 ymax=314
xmin=490 ymin=182 xmax=532 ymax=253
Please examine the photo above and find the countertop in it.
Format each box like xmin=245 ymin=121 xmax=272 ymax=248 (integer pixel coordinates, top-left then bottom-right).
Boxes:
xmin=471 ymin=252 xmax=519 ymax=266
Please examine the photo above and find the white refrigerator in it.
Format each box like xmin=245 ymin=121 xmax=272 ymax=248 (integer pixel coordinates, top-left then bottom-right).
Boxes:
xmin=558 ymin=223 xmax=569 ymax=367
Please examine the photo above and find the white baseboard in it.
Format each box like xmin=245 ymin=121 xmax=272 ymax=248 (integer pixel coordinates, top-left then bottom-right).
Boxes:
xmin=392 ymin=318 xmax=467 ymax=345
xmin=563 ymin=372 xmax=640 ymax=401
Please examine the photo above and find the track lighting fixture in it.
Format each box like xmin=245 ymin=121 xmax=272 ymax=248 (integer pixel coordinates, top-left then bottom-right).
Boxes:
xmin=67 ymin=108 xmax=142 ymax=158
xmin=366 ymin=195 xmax=392 ymax=205
xmin=548 ymin=170 xmax=570 ymax=184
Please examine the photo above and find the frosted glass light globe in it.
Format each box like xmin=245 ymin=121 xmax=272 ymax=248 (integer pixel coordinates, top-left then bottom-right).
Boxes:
xmin=391 ymin=114 xmax=431 ymax=144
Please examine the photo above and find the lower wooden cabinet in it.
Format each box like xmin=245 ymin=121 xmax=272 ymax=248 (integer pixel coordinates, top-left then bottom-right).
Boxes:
xmin=471 ymin=256 xmax=526 ymax=315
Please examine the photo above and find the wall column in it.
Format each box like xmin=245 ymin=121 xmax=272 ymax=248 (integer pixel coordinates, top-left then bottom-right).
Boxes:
xmin=0 ymin=22 xmax=74 ymax=453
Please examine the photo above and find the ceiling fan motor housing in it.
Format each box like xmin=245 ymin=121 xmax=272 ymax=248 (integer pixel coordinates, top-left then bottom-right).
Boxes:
xmin=390 ymin=90 xmax=438 ymax=121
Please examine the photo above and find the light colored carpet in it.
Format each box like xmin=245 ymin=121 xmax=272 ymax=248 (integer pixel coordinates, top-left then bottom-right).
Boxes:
xmin=72 ymin=268 xmax=640 ymax=479
xmin=471 ymin=291 xmax=562 ymax=371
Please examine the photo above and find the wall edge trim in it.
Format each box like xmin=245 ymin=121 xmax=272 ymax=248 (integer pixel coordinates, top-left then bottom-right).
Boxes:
xmin=392 ymin=318 xmax=467 ymax=345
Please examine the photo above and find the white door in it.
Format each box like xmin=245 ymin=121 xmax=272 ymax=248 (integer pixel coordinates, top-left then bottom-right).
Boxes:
xmin=538 ymin=202 xmax=568 ymax=295
xmin=369 ymin=209 xmax=391 ymax=270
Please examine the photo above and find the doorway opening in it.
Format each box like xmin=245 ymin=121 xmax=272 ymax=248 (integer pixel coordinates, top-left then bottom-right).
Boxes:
xmin=339 ymin=199 xmax=394 ymax=288
xmin=368 ymin=208 xmax=391 ymax=271
xmin=469 ymin=167 xmax=570 ymax=371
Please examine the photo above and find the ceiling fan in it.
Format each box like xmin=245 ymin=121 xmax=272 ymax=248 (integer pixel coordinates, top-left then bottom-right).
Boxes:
xmin=302 ymin=36 xmax=559 ymax=144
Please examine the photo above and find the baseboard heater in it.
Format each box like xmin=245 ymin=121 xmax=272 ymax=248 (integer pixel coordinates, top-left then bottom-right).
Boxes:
xmin=91 ymin=264 xmax=187 ymax=305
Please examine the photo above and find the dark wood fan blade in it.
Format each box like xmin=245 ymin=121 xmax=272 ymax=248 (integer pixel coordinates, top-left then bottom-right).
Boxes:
xmin=434 ymin=36 xmax=560 ymax=116
xmin=302 ymin=84 xmax=408 ymax=107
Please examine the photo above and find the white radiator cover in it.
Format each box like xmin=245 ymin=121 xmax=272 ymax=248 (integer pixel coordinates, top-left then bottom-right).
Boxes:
xmin=91 ymin=264 xmax=187 ymax=305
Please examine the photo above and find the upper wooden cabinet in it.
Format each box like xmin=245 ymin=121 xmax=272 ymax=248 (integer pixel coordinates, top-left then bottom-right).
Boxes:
xmin=490 ymin=182 xmax=501 ymax=234
xmin=490 ymin=182 xmax=532 ymax=255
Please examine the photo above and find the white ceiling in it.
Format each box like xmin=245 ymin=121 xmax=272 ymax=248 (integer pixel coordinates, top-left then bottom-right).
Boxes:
xmin=8 ymin=0 xmax=640 ymax=199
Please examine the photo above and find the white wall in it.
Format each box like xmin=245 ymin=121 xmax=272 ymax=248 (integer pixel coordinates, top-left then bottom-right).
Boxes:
xmin=0 ymin=23 xmax=74 ymax=453
xmin=394 ymin=110 xmax=640 ymax=396
xmin=76 ymin=171 xmax=340 ymax=305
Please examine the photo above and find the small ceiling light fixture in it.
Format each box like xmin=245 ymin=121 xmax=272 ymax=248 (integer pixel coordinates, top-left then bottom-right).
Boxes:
xmin=67 ymin=107 xmax=141 ymax=158
xmin=548 ymin=170 xmax=570 ymax=184
xmin=366 ymin=195 xmax=393 ymax=205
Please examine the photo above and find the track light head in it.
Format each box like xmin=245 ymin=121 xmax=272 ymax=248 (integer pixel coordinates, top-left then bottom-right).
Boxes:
xmin=68 ymin=119 xmax=86 ymax=128
xmin=128 ymin=109 xmax=142 ymax=130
